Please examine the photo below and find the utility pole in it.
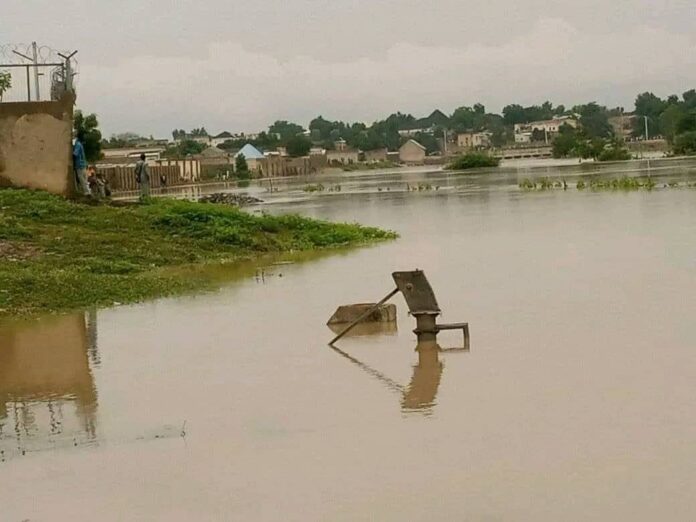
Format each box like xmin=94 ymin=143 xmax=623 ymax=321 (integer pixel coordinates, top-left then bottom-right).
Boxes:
xmin=644 ymin=115 xmax=649 ymax=141
xmin=31 ymin=42 xmax=40 ymax=101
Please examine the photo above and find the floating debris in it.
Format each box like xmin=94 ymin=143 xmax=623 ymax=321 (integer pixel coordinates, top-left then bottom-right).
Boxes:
xmin=198 ymin=193 xmax=263 ymax=206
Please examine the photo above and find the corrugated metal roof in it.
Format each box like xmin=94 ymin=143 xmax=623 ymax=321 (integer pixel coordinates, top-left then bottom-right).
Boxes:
xmin=234 ymin=144 xmax=264 ymax=159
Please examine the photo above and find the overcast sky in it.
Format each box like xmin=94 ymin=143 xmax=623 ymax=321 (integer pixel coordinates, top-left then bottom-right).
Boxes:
xmin=4 ymin=0 xmax=696 ymax=137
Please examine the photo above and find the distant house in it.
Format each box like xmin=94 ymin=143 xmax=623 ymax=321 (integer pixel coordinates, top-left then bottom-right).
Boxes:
xmin=175 ymin=133 xmax=211 ymax=146
xmin=196 ymin=146 xmax=231 ymax=166
xmin=101 ymin=147 xmax=166 ymax=162
xmin=235 ymin=143 xmax=265 ymax=172
xmin=326 ymin=138 xmax=360 ymax=165
xmin=399 ymin=139 xmax=427 ymax=164
xmin=514 ymin=116 xmax=578 ymax=144
xmin=210 ymin=131 xmax=234 ymax=147
xmin=398 ymin=127 xmax=431 ymax=138
xmin=457 ymin=132 xmax=492 ymax=150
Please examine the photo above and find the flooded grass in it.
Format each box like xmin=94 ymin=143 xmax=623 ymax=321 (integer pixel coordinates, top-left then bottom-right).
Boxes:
xmin=0 ymin=189 xmax=396 ymax=317
xmin=518 ymin=175 xmax=675 ymax=191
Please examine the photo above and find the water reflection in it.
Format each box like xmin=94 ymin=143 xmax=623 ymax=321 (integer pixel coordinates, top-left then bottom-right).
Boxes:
xmin=401 ymin=341 xmax=443 ymax=413
xmin=329 ymin=339 xmax=468 ymax=415
xmin=0 ymin=313 xmax=99 ymax=458
xmin=327 ymin=322 xmax=398 ymax=337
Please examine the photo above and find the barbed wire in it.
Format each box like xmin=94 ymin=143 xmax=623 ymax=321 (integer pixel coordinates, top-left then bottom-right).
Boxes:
xmin=0 ymin=43 xmax=78 ymax=72
xmin=0 ymin=43 xmax=79 ymax=102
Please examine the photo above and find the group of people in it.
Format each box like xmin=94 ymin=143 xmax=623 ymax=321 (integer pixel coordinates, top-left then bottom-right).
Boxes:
xmin=72 ymin=133 xmax=150 ymax=200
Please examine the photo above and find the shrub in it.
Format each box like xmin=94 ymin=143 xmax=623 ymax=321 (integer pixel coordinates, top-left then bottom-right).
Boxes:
xmin=445 ymin=152 xmax=500 ymax=170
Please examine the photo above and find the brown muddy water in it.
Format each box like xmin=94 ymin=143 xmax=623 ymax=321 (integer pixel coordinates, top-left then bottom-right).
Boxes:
xmin=2 ymin=159 xmax=696 ymax=521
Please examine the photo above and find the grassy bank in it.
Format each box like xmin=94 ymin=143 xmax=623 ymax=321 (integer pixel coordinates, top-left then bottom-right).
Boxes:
xmin=0 ymin=189 xmax=396 ymax=317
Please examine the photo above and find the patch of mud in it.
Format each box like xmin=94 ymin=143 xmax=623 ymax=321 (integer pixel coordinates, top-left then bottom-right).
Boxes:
xmin=0 ymin=241 xmax=41 ymax=261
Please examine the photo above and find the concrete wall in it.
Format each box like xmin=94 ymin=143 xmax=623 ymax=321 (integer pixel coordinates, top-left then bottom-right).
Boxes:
xmin=0 ymin=94 xmax=74 ymax=196
xmin=399 ymin=140 xmax=426 ymax=164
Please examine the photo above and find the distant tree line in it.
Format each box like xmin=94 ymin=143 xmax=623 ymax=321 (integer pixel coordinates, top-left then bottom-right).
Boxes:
xmin=120 ymin=86 xmax=696 ymax=160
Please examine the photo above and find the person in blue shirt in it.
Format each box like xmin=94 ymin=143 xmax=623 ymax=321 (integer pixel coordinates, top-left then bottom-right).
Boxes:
xmin=72 ymin=131 xmax=91 ymax=196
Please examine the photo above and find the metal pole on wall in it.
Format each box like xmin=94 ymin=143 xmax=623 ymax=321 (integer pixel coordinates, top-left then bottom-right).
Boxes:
xmin=25 ymin=66 xmax=31 ymax=101
xmin=32 ymin=42 xmax=40 ymax=101
xmin=58 ymin=51 xmax=78 ymax=94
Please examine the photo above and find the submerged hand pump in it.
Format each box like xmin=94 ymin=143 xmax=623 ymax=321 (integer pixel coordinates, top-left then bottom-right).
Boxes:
xmin=328 ymin=270 xmax=469 ymax=346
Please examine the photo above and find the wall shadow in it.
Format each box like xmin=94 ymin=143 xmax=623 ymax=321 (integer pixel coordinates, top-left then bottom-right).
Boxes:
xmin=0 ymin=312 xmax=99 ymax=458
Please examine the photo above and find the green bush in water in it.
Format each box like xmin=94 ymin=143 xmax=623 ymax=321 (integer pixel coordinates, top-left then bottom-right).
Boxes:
xmin=445 ymin=152 xmax=500 ymax=170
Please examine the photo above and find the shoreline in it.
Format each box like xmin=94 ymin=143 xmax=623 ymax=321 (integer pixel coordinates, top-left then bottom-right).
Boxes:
xmin=0 ymin=190 xmax=397 ymax=318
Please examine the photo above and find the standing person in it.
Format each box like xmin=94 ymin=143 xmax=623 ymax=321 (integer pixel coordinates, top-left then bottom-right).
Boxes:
xmin=135 ymin=153 xmax=151 ymax=199
xmin=73 ymin=131 xmax=91 ymax=196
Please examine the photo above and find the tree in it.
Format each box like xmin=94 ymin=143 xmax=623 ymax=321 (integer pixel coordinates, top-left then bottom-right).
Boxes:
xmin=502 ymin=102 xmax=558 ymax=126
xmin=164 ymin=139 xmax=205 ymax=158
xmin=269 ymin=120 xmax=305 ymax=142
xmin=0 ymin=71 xmax=11 ymax=101
xmin=659 ymin=104 xmax=685 ymax=143
xmin=673 ymin=131 xmax=696 ymax=155
xmin=676 ymin=109 xmax=696 ymax=134
xmin=352 ymin=129 xmax=385 ymax=151
xmin=73 ymin=110 xmax=103 ymax=162
xmin=574 ymin=102 xmax=612 ymax=138
xmin=683 ymin=89 xmax=696 ymax=109
xmin=285 ymin=135 xmax=311 ymax=157
xmin=235 ymin=153 xmax=250 ymax=178
xmin=552 ymin=128 xmax=579 ymax=158
xmin=633 ymin=92 xmax=667 ymax=139
xmin=412 ymin=132 xmax=440 ymax=155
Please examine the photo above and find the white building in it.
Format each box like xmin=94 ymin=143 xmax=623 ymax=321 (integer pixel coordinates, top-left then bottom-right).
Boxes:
xmin=457 ymin=131 xmax=492 ymax=149
xmin=210 ymin=131 xmax=234 ymax=147
xmin=514 ymin=116 xmax=578 ymax=143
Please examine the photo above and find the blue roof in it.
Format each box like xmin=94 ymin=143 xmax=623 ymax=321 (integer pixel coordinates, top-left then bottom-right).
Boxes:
xmin=235 ymin=144 xmax=264 ymax=160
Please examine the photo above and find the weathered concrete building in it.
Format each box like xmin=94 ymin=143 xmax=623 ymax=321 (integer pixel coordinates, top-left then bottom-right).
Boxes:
xmin=364 ymin=148 xmax=389 ymax=163
xmin=0 ymin=93 xmax=75 ymax=196
xmin=456 ymin=132 xmax=492 ymax=150
xmin=399 ymin=139 xmax=427 ymax=164
xmin=326 ymin=139 xmax=360 ymax=165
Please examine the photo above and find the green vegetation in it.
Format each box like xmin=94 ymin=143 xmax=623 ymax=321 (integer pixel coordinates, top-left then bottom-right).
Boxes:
xmin=303 ymin=183 xmax=325 ymax=192
xmin=553 ymin=125 xmax=632 ymax=161
xmin=177 ymin=86 xmax=696 ymax=160
xmin=0 ymin=70 xmax=11 ymax=100
xmin=301 ymin=184 xmax=343 ymax=193
xmin=445 ymin=152 xmax=500 ymax=170
xmin=235 ymin=153 xmax=250 ymax=179
xmin=406 ymin=184 xmax=439 ymax=192
xmin=673 ymin=131 xmax=696 ymax=155
xmin=597 ymin=139 xmax=633 ymax=162
xmin=163 ymin=139 xmax=206 ymax=158
xmin=632 ymin=90 xmax=696 ymax=150
xmin=519 ymin=176 xmax=659 ymax=191
xmin=285 ymin=134 xmax=312 ymax=157
xmin=73 ymin=110 xmax=103 ymax=162
xmin=0 ymin=189 xmax=396 ymax=317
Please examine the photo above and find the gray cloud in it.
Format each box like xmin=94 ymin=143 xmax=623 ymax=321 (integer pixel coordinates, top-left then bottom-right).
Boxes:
xmin=3 ymin=1 xmax=695 ymax=136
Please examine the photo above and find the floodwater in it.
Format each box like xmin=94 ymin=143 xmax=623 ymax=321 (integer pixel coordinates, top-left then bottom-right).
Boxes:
xmin=2 ymin=158 xmax=696 ymax=520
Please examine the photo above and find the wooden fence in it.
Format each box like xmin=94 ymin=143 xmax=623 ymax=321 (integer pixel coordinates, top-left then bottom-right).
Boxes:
xmin=96 ymin=165 xmax=182 ymax=192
